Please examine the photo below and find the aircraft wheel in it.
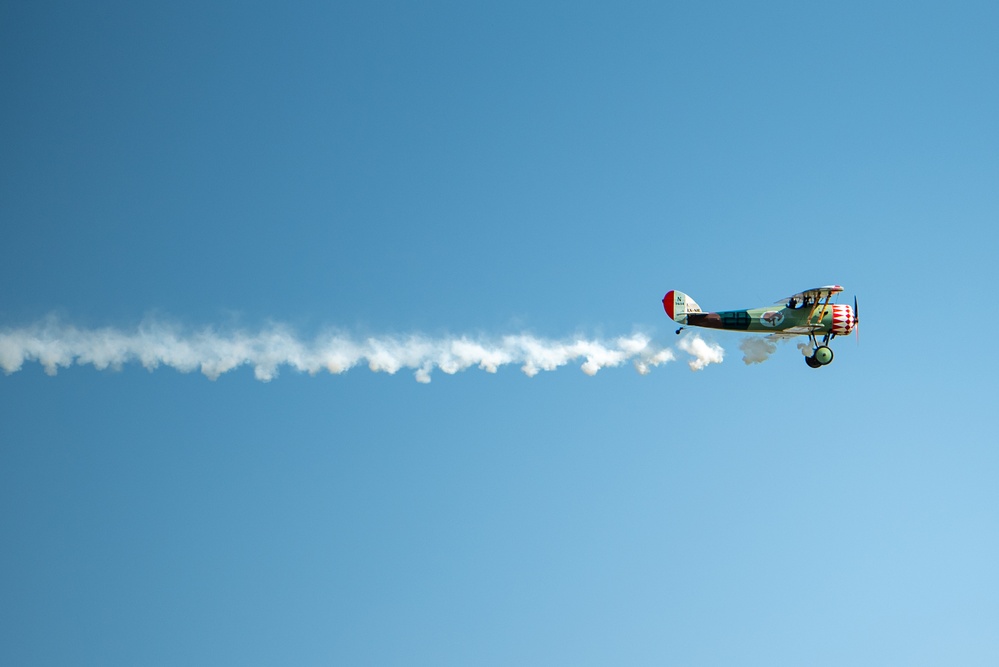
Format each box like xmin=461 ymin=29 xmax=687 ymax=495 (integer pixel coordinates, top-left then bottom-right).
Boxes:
xmin=814 ymin=345 xmax=834 ymax=365
xmin=805 ymin=355 xmax=821 ymax=368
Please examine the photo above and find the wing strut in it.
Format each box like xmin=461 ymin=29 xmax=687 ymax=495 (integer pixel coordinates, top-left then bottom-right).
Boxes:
xmin=808 ymin=294 xmax=834 ymax=330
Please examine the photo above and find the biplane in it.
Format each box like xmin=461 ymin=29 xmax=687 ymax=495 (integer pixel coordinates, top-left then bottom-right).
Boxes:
xmin=663 ymin=285 xmax=859 ymax=368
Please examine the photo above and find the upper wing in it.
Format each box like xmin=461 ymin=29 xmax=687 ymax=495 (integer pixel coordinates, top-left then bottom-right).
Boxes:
xmin=781 ymin=284 xmax=844 ymax=303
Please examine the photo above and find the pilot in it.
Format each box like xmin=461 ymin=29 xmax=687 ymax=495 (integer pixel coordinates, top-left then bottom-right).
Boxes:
xmin=787 ymin=297 xmax=798 ymax=309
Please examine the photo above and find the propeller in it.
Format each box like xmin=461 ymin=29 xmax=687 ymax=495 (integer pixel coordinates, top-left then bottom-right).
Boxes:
xmin=854 ymin=295 xmax=860 ymax=343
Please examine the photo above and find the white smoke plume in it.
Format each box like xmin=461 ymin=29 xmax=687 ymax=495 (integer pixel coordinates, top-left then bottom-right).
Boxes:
xmin=738 ymin=335 xmax=818 ymax=365
xmin=740 ymin=336 xmax=778 ymax=364
xmin=0 ymin=320 xmax=726 ymax=383
xmin=676 ymin=335 xmax=724 ymax=371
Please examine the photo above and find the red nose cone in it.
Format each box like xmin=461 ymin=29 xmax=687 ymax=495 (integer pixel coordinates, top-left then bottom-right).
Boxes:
xmin=663 ymin=291 xmax=675 ymax=320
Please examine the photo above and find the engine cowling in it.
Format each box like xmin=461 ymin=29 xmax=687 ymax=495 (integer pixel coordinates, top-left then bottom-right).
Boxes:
xmin=831 ymin=304 xmax=855 ymax=336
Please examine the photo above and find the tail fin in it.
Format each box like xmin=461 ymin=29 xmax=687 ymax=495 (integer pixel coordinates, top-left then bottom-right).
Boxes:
xmin=663 ymin=290 xmax=703 ymax=324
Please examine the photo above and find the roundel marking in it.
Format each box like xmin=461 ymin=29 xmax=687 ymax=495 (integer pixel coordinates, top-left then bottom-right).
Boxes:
xmin=760 ymin=310 xmax=785 ymax=328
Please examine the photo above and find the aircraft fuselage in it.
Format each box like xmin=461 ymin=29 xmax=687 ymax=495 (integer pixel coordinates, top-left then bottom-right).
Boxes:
xmin=686 ymin=305 xmax=854 ymax=336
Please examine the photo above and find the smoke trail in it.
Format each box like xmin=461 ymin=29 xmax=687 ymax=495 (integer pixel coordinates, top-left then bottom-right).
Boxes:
xmin=0 ymin=320 xmax=726 ymax=382
xmin=740 ymin=336 xmax=777 ymax=364
xmin=676 ymin=335 xmax=724 ymax=370
xmin=739 ymin=335 xmax=819 ymax=365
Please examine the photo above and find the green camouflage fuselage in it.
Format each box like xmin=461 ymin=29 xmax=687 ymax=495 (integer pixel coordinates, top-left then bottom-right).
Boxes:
xmin=686 ymin=305 xmax=834 ymax=334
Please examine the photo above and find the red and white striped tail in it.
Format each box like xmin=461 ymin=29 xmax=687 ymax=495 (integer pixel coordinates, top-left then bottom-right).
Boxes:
xmin=662 ymin=290 xmax=702 ymax=325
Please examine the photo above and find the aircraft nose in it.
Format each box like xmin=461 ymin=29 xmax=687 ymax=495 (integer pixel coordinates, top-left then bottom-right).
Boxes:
xmin=831 ymin=304 xmax=855 ymax=336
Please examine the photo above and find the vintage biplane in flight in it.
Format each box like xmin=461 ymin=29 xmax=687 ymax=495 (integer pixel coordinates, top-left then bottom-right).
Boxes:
xmin=663 ymin=285 xmax=859 ymax=368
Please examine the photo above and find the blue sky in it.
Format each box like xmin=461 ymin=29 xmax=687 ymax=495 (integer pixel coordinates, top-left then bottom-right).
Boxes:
xmin=2 ymin=2 xmax=998 ymax=665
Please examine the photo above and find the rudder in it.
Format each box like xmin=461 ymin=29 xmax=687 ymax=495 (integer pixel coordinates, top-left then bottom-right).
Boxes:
xmin=663 ymin=290 xmax=703 ymax=324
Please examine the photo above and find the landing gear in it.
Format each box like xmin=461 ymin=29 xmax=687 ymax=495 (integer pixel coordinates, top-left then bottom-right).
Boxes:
xmin=813 ymin=345 xmax=834 ymax=365
xmin=805 ymin=334 xmax=835 ymax=369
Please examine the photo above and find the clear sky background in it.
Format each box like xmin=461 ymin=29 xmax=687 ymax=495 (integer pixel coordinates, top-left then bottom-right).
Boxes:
xmin=2 ymin=2 xmax=998 ymax=665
